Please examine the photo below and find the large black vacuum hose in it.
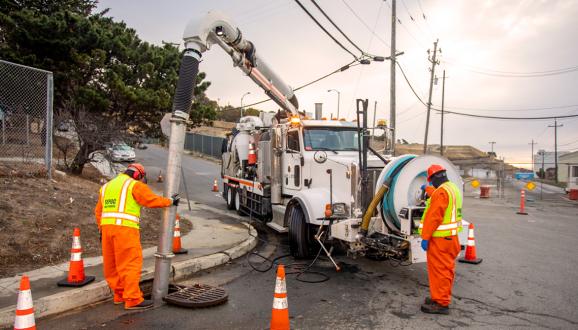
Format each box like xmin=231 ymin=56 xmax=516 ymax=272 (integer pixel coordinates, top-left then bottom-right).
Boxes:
xmin=172 ymin=49 xmax=201 ymax=114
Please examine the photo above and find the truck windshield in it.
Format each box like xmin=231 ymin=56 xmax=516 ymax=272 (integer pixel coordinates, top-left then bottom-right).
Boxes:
xmin=303 ymin=127 xmax=359 ymax=151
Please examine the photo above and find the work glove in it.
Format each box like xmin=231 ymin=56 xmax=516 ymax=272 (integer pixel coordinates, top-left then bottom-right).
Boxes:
xmin=421 ymin=239 xmax=429 ymax=251
xmin=420 ymin=184 xmax=426 ymax=191
xmin=171 ymin=193 xmax=181 ymax=206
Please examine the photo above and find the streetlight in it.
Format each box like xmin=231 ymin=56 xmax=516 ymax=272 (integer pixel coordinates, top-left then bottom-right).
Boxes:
xmin=240 ymin=92 xmax=251 ymax=117
xmin=327 ymin=89 xmax=341 ymax=119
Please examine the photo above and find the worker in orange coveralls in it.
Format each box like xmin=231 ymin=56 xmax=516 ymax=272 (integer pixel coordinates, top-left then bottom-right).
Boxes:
xmin=418 ymin=164 xmax=463 ymax=314
xmin=95 ymin=163 xmax=179 ymax=310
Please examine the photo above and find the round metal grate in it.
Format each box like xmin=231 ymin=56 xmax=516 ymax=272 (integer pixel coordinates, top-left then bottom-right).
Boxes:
xmin=163 ymin=284 xmax=228 ymax=308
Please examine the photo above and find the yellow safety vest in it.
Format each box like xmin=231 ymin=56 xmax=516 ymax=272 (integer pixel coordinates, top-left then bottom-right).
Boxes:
xmin=100 ymin=174 xmax=141 ymax=229
xmin=418 ymin=181 xmax=463 ymax=237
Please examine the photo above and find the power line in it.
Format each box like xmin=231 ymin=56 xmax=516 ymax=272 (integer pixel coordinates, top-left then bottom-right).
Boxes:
xmin=396 ymin=62 xmax=578 ymax=120
xmin=309 ymin=0 xmax=366 ymax=55
xmin=293 ymin=0 xmax=360 ymax=60
xmin=340 ymin=0 xmax=390 ymax=47
xmin=443 ymin=59 xmax=578 ymax=77
xmin=224 ymin=60 xmax=360 ymax=111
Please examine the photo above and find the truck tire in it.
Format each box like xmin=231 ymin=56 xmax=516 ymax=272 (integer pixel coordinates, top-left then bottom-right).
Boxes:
xmin=225 ymin=186 xmax=236 ymax=210
xmin=235 ymin=187 xmax=245 ymax=216
xmin=288 ymin=205 xmax=311 ymax=259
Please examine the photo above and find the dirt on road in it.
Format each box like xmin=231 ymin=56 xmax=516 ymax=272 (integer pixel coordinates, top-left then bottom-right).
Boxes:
xmin=0 ymin=164 xmax=191 ymax=277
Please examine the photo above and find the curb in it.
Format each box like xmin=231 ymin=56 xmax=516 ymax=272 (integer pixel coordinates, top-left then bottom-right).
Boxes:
xmin=0 ymin=223 xmax=257 ymax=328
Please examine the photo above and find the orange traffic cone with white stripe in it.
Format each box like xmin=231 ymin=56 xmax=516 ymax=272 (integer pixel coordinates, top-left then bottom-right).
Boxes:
xmin=212 ymin=179 xmax=219 ymax=192
xmin=173 ymin=214 xmax=188 ymax=254
xmin=516 ymin=189 xmax=528 ymax=215
xmin=57 ymin=228 xmax=96 ymax=287
xmin=459 ymin=223 xmax=483 ymax=264
xmin=248 ymin=143 xmax=257 ymax=165
xmin=14 ymin=275 xmax=35 ymax=330
xmin=270 ymin=264 xmax=290 ymax=330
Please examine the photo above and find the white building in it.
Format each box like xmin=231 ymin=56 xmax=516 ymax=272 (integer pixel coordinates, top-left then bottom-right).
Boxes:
xmin=559 ymin=151 xmax=578 ymax=188
xmin=533 ymin=150 xmax=569 ymax=173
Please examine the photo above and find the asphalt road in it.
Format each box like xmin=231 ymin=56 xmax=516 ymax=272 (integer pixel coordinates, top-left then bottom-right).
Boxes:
xmin=38 ymin=149 xmax=578 ymax=329
xmin=135 ymin=144 xmax=224 ymax=208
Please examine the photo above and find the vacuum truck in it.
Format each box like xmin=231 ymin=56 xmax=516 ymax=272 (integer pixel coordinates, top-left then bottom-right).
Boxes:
xmin=182 ymin=11 xmax=469 ymax=266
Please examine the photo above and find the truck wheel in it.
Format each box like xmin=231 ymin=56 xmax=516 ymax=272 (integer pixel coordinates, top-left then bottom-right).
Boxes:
xmin=288 ymin=205 xmax=311 ymax=259
xmin=235 ymin=187 xmax=244 ymax=216
xmin=225 ymin=186 xmax=236 ymax=210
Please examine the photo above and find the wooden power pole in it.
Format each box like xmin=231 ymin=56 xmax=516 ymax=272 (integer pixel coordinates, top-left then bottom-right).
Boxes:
xmin=440 ymin=70 xmax=446 ymax=156
xmin=423 ymin=39 xmax=439 ymax=154
xmin=529 ymin=140 xmax=537 ymax=174
xmin=548 ymin=119 xmax=563 ymax=182
xmin=390 ymin=0 xmax=397 ymax=155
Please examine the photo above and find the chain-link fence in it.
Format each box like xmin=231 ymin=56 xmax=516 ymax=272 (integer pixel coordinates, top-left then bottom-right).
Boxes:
xmin=0 ymin=60 xmax=53 ymax=178
xmin=184 ymin=132 xmax=224 ymax=159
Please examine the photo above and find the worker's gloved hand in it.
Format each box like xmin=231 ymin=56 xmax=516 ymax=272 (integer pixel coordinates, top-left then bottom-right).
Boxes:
xmin=170 ymin=193 xmax=181 ymax=206
xmin=421 ymin=239 xmax=429 ymax=251
xmin=420 ymin=184 xmax=426 ymax=191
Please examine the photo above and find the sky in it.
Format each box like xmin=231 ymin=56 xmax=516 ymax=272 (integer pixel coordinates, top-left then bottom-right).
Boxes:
xmin=96 ymin=0 xmax=578 ymax=167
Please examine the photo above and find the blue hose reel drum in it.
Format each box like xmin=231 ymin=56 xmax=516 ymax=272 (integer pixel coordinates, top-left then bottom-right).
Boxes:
xmin=375 ymin=154 xmax=464 ymax=233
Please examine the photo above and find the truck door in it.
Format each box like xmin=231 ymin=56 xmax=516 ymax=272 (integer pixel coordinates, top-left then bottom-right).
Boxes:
xmin=283 ymin=128 xmax=302 ymax=194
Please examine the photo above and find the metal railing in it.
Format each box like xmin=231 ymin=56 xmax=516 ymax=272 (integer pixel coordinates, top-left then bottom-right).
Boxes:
xmin=0 ymin=60 xmax=53 ymax=178
xmin=184 ymin=132 xmax=225 ymax=159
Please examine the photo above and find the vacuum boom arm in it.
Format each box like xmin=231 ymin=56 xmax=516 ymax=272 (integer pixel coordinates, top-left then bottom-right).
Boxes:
xmin=183 ymin=11 xmax=299 ymax=115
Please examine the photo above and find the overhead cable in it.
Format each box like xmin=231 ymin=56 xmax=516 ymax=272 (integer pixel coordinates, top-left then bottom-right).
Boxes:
xmin=293 ymin=0 xmax=360 ymax=60
xmin=226 ymin=60 xmax=360 ymax=111
xmin=443 ymin=59 xmax=578 ymax=77
xmin=309 ymin=0 xmax=366 ymax=54
xmin=340 ymin=0 xmax=390 ymax=47
xmin=396 ymin=62 xmax=578 ymax=120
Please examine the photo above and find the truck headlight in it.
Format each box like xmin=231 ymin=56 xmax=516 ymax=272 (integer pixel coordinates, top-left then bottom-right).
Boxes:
xmin=332 ymin=203 xmax=347 ymax=216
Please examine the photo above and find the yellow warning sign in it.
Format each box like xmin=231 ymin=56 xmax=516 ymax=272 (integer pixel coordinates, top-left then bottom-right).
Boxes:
xmin=525 ymin=181 xmax=536 ymax=191
xmin=471 ymin=180 xmax=480 ymax=188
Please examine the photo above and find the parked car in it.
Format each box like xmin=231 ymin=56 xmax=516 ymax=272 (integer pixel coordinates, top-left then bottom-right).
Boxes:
xmin=107 ymin=144 xmax=136 ymax=162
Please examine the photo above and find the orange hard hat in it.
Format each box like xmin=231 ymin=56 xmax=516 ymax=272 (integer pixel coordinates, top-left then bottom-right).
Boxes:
xmin=127 ymin=163 xmax=146 ymax=179
xmin=427 ymin=164 xmax=446 ymax=181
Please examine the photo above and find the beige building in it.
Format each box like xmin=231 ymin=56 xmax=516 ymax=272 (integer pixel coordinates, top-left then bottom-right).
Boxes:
xmin=559 ymin=151 xmax=578 ymax=190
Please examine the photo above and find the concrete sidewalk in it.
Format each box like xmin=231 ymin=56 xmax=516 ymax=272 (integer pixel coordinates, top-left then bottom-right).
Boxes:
xmin=0 ymin=204 xmax=257 ymax=328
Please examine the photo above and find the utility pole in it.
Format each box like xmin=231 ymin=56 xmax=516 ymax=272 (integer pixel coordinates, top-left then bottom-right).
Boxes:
xmin=423 ymin=39 xmax=440 ymax=154
xmin=548 ymin=119 xmax=563 ymax=182
xmin=489 ymin=141 xmax=496 ymax=154
xmin=390 ymin=0 xmax=397 ymax=156
xmin=372 ymin=100 xmax=377 ymax=138
xmin=529 ymin=140 xmax=537 ymax=174
xmin=440 ymin=70 xmax=446 ymax=156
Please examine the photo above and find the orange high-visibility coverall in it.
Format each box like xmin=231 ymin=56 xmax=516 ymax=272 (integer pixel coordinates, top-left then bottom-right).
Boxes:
xmin=421 ymin=186 xmax=461 ymax=307
xmin=95 ymin=181 xmax=172 ymax=307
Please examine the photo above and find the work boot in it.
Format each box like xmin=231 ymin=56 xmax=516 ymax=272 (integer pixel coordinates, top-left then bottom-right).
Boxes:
xmin=421 ymin=301 xmax=449 ymax=315
xmin=125 ymin=300 xmax=153 ymax=310
xmin=424 ymin=297 xmax=433 ymax=305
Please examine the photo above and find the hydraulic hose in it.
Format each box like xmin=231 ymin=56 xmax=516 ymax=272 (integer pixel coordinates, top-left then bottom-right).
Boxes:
xmin=360 ymin=183 xmax=389 ymax=233
xmin=172 ymin=49 xmax=201 ymax=115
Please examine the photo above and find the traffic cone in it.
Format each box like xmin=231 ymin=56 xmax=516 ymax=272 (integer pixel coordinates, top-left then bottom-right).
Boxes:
xmin=14 ymin=275 xmax=36 ymax=330
xmin=270 ymin=264 xmax=290 ymax=330
xmin=516 ymin=189 xmax=528 ymax=215
xmin=172 ymin=214 xmax=188 ymax=255
xmin=57 ymin=228 xmax=96 ymax=287
xmin=248 ymin=143 xmax=257 ymax=165
xmin=459 ymin=223 xmax=483 ymax=264
xmin=212 ymin=179 xmax=219 ymax=192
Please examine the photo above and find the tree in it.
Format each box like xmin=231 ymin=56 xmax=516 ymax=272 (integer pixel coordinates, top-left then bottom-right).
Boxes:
xmin=216 ymin=106 xmax=263 ymax=122
xmin=0 ymin=0 xmax=216 ymax=174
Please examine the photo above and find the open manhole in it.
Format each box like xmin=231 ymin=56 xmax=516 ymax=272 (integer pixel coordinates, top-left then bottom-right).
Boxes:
xmin=163 ymin=284 xmax=228 ymax=308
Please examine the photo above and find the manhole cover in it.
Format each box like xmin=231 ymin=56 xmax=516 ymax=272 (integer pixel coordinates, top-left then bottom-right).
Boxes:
xmin=163 ymin=284 xmax=228 ymax=308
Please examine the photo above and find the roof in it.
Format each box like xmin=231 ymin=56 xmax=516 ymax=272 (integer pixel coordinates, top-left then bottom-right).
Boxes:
xmin=559 ymin=150 xmax=578 ymax=160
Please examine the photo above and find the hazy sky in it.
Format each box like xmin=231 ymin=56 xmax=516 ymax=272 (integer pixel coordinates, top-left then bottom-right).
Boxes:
xmin=96 ymin=0 xmax=578 ymax=165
